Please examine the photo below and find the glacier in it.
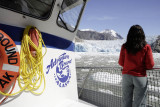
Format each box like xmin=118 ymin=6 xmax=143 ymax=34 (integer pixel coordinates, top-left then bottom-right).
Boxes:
xmin=75 ymin=36 xmax=158 ymax=53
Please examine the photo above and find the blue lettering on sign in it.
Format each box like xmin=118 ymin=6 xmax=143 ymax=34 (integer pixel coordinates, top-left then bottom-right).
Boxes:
xmin=46 ymin=53 xmax=72 ymax=87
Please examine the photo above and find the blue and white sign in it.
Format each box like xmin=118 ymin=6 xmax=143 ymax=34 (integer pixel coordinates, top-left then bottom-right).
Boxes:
xmin=46 ymin=53 xmax=72 ymax=87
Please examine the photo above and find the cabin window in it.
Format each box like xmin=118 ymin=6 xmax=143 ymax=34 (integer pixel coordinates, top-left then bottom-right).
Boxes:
xmin=57 ymin=0 xmax=86 ymax=32
xmin=0 ymin=0 xmax=55 ymax=19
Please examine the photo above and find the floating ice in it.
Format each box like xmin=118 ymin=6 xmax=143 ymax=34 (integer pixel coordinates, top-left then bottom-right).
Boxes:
xmin=98 ymin=88 xmax=114 ymax=95
xmin=148 ymin=85 xmax=160 ymax=92
xmin=91 ymin=72 xmax=122 ymax=84
xmin=148 ymin=96 xmax=159 ymax=102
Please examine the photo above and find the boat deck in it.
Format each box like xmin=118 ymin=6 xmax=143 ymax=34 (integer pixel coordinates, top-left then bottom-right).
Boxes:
xmin=77 ymin=67 xmax=160 ymax=107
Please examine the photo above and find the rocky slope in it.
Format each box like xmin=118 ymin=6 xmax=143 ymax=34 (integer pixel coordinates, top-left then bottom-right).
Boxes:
xmin=76 ymin=29 xmax=123 ymax=40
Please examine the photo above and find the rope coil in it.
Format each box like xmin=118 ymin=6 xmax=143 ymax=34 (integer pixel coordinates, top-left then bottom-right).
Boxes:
xmin=0 ymin=26 xmax=47 ymax=97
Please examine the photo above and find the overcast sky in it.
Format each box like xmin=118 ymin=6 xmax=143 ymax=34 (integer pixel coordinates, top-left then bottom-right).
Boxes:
xmin=79 ymin=0 xmax=160 ymax=38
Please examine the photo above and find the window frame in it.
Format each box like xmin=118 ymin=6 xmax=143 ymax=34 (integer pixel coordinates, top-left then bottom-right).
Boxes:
xmin=56 ymin=0 xmax=87 ymax=32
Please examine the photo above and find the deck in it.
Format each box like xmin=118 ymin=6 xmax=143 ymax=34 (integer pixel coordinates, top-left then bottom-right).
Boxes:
xmin=77 ymin=67 xmax=160 ymax=107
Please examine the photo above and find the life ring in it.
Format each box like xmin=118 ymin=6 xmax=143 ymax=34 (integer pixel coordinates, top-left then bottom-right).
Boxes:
xmin=0 ymin=30 xmax=20 ymax=93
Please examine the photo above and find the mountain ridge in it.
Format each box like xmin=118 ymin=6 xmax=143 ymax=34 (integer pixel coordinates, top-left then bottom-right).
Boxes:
xmin=76 ymin=29 xmax=123 ymax=40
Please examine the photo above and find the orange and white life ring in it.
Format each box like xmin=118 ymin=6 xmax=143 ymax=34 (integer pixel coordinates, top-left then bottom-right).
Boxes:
xmin=0 ymin=30 xmax=20 ymax=93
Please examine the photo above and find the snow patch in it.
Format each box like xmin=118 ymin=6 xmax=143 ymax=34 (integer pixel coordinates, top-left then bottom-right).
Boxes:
xmin=100 ymin=29 xmax=117 ymax=37
xmin=80 ymin=29 xmax=95 ymax=32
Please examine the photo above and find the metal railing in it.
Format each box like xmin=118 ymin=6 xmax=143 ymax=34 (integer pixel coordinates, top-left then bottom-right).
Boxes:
xmin=76 ymin=67 xmax=160 ymax=107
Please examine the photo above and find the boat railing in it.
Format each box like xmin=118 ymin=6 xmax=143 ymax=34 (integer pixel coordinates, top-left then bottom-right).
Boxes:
xmin=76 ymin=67 xmax=160 ymax=107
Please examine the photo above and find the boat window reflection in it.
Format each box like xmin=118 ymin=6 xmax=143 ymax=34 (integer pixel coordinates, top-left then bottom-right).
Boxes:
xmin=0 ymin=0 xmax=55 ymax=19
xmin=57 ymin=0 xmax=85 ymax=32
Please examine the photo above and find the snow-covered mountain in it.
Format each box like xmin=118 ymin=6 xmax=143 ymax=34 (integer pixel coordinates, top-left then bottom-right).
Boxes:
xmin=75 ymin=35 xmax=159 ymax=53
xmin=76 ymin=29 xmax=123 ymax=40
xmin=150 ymin=35 xmax=160 ymax=52
xmin=100 ymin=29 xmax=122 ymax=39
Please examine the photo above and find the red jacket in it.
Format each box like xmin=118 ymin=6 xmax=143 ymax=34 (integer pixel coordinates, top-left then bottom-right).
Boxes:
xmin=118 ymin=44 xmax=154 ymax=77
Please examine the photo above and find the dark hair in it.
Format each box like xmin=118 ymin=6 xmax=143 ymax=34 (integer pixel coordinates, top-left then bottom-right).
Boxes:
xmin=124 ymin=25 xmax=147 ymax=54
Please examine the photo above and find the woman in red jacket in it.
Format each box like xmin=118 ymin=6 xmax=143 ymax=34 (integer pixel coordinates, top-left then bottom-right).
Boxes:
xmin=118 ymin=25 xmax=154 ymax=107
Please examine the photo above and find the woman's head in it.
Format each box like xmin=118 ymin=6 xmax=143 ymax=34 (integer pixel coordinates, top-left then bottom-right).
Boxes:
xmin=124 ymin=25 xmax=147 ymax=54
